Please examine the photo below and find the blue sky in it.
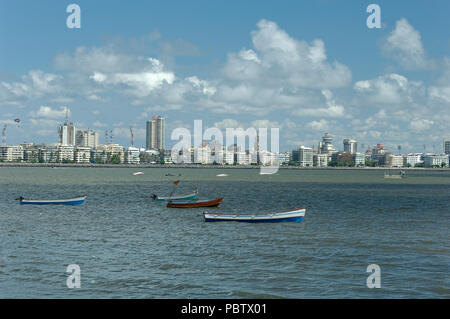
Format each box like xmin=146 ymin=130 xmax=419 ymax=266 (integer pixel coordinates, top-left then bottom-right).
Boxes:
xmin=1 ymin=0 xmax=449 ymax=152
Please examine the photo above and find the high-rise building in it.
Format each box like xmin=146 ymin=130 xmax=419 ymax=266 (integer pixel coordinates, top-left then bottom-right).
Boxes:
xmin=343 ymin=138 xmax=357 ymax=154
xmin=318 ymin=133 xmax=337 ymax=155
xmin=75 ymin=130 xmax=99 ymax=149
xmin=292 ymin=146 xmax=313 ymax=167
xmin=444 ymin=138 xmax=450 ymax=155
xmin=59 ymin=122 xmax=76 ymax=145
xmin=146 ymin=116 xmax=165 ymax=150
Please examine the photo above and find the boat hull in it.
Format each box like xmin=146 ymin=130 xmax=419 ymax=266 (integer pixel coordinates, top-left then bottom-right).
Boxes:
xmin=20 ymin=196 xmax=86 ymax=206
xmin=167 ymin=197 xmax=223 ymax=208
xmin=204 ymin=207 xmax=306 ymax=223
xmin=153 ymin=191 xmax=198 ymax=202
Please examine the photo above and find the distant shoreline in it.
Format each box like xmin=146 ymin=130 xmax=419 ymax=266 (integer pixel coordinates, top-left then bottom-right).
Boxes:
xmin=0 ymin=162 xmax=449 ymax=171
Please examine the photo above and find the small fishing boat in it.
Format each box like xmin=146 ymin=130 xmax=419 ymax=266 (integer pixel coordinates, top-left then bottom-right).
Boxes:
xmin=167 ymin=197 xmax=224 ymax=208
xmin=216 ymin=174 xmax=228 ymax=177
xmin=152 ymin=190 xmax=198 ymax=202
xmin=204 ymin=207 xmax=306 ymax=223
xmin=133 ymin=171 xmax=144 ymax=176
xmin=17 ymin=196 xmax=87 ymax=206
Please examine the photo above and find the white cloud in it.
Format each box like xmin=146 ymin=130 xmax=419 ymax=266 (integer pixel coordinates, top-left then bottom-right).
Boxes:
xmin=292 ymin=89 xmax=346 ymax=118
xmin=0 ymin=70 xmax=67 ymax=105
xmin=382 ymin=18 xmax=433 ymax=69
xmin=409 ymin=118 xmax=434 ymax=131
xmin=354 ymin=73 xmax=425 ymax=105
xmin=307 ymin=119 xmax=329 ymax=131
xmin=222 ymin=19 xmax=352 ymax=89
xmin=29 ymin=106 xmax=69 ymax=119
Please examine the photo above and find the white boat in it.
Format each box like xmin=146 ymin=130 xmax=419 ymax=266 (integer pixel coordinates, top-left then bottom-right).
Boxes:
xmin=204 ymin=207 xmax=306 ymax=223
xmin=133 ymin=171 xmax=144 ymax=176
xmin=216 ymin=174 xmax=228 ymax=177
xmin=18 ymin=196 xmax=87 ymax=206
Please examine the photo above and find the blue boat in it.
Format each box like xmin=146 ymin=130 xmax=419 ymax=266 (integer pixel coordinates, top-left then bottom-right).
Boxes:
xmin=204 ymin=207 xmax=306 ymax=223
xmin=18 ymin=196 xmax=86 ymax=206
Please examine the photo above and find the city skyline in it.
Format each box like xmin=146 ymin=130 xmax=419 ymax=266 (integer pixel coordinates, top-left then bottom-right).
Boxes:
xmin=0 ymin=1 xmax=449 ymax=152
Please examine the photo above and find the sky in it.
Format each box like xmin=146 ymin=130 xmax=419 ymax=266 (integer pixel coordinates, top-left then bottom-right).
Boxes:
xmin=0 ymin=0 xmax=449 ymax=153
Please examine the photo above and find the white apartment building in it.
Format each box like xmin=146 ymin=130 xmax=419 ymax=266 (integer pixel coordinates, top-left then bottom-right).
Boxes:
xmin=424 ymin=154 xmax=449 ymax=167
xmin=353 ymin=153 xmax=365 ymax=166
xmin=313 ymin=153 xmax=328 ymax=167
xmin=0 ymin=145 xmax=24 ymax=162
xmin=74 ymin=147 xmax=91 ymax=164
xmin=278 ymin=152 xmax=291 ymax=165
xmin=126 ymin=146 xmax=140 ymax=164
xmin=57 ymin=145 xmax=75 ymax=163
xmin=293 ymin=146 xmax=313 ymax=167
xmin=75 ymin=130 xmax=99 ymax=148
xmin=386 ymin=154 xmax=404 ymax=168
xmin=403 ymin=154 xmax=423 ymax=167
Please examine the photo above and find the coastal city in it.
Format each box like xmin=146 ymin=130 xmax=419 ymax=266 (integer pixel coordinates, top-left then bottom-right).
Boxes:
xmin=1 ymin=115 xmax=449 ymax=168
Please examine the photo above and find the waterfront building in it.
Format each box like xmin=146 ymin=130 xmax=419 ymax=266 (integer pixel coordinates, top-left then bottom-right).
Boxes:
xmin=403 ymin=154 xmax=423 ymax=167
xmin=39 ymin=145 xmax=59 ymax=163
xmin=313 ymin=153 xmax=328 ymax=167
xmin=75 ymin=130 xmax=99 ymax=149
xmin=353 ymin=153 xmax=365 ymax=166
xmin=193 ymin=144 xmax=210 ymax=164
xmin=57 ymin=145 xmax=75 ymax=163
xmin=330 ymin=152 xmax=353 ymax=166
xmin=256 ymin=150 xmax=277 ymax=166
xmin=208 ymin=140 xmax=224 ymax=165
xmin=74 ymin=147 xmax=91 ymax=164
xmin=126 ymin=146 xmax=140 ymax=164
xmin=146 ymin=116 xmax=165 ymax=151
xmin=444 ymin=138 xmax=450 ymax=155
xmin=278 ymin=151 xmax=292 ymax=165
xmin=292 ymin=146 xmax=313 ymax=167
xmin=171 ymin=147 xmax=192 ymax=164
xmin=423 ymin=154 xmax=449 ymax=167
xmin=59 ymin=122 xmax=76 ymax=146
xmin=92 ymin=144 xmax=124 ymax=164
xmin=318 ymin=133 xmax=337 ymax=155
xmin=224 ymin=149 xmax=235 ymax=165
xmin=343 ymin=138 xmax=357 ymax=154
xmin=0 ymin=145 xmax=24 ymax=162
xmin=385 ymin=154 xmax=404 ymax=168
xmin=371 ymin=144 xmax=388 ymax=162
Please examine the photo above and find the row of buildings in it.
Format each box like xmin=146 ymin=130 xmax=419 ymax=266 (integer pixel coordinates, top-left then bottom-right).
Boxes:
xmin=289 ymin=134 xmax=450 ymax=168
xmin=1 ymin=114 xmax=449 ymax=168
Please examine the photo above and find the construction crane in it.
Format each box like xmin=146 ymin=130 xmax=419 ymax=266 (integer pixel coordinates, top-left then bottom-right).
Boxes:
xmin=2 ymin=124 xmax=6 ymax=146
xmin=130 ymin=126 xmax=134 ymax=147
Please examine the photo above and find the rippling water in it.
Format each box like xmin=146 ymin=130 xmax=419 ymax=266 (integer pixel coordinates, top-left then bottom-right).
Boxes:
xmin=0 ymin=167 xmax=449 ymax=298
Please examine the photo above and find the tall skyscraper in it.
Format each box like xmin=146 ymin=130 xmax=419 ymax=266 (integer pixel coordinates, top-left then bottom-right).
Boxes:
xmin=146 ymin=116 xmax=165 ymax=150
xmin=444 ymin=138 xmax=450 ymax=155
xmin=318 ymin=133 xmax=337 ymax=155
xmin=59 ymin=122 xmax=75 ymax=145
xmin=75 ymin=130 xmax=99 ymax=148
xmin=343 ymin=138 xmax=357 ymax=154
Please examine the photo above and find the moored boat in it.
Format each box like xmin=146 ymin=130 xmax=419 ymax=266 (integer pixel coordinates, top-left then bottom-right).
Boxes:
xmin=204 ymin=207 xmax=306 ymax=223
xmin=17 ymin=196 xmax=87 ymax=206
xmin=167 ymin=197 xmax=224 ymax=208
xmin=152 ymin=190 xmax=198 ymax=202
